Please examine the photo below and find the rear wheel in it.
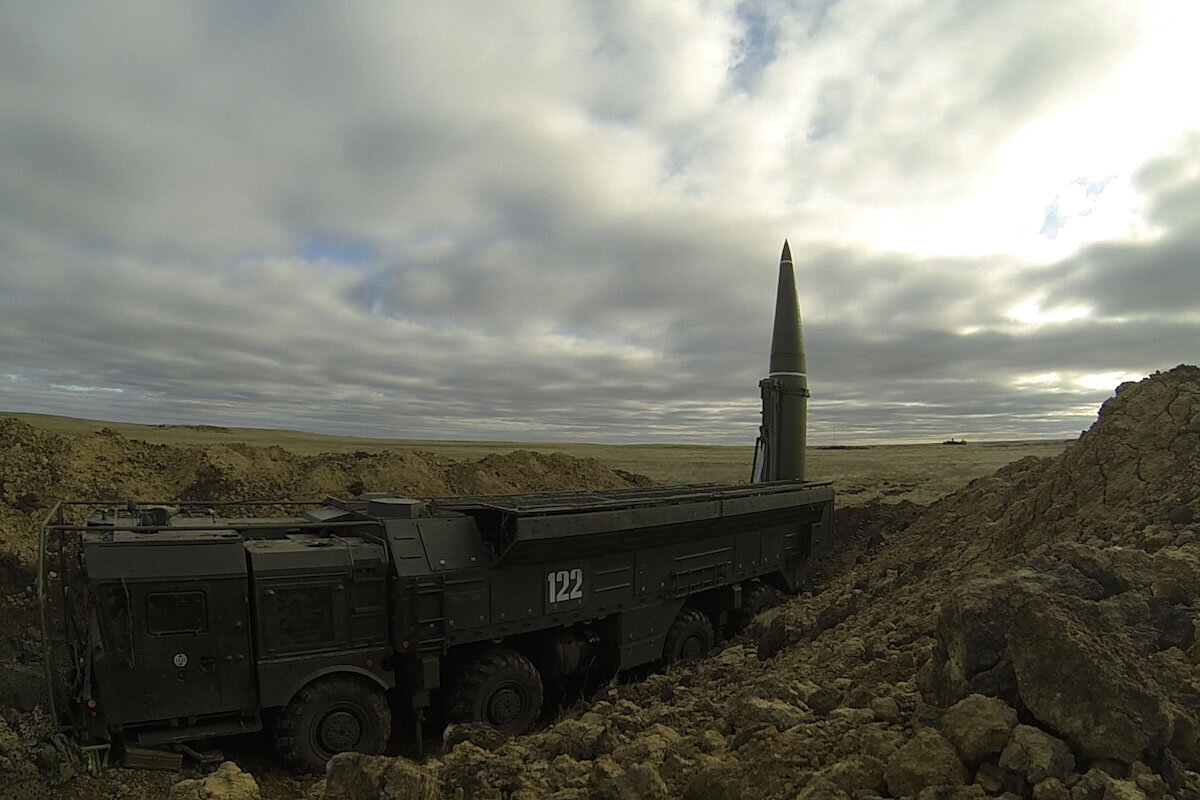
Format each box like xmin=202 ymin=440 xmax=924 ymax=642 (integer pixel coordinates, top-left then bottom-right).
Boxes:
xmin=727 ymin=581 xmax=779 ymax=634
xmin=663 ymin=607 xmax=714 ymax=665
xmin=446 ymin=649 xmax=543 ymax=735
xmin=274 ymin=675 xmax=390 ymax=773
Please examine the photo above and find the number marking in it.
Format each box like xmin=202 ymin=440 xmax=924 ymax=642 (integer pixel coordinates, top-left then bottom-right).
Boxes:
xmin=547 ymin=567 xmax=585 ymax=604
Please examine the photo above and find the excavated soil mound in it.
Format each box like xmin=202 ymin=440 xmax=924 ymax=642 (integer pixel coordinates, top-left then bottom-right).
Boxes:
xmin=0 ymin=420 xmax=650 ymax=574
xmin=312 ymin=366 xmax=1200 ymax=800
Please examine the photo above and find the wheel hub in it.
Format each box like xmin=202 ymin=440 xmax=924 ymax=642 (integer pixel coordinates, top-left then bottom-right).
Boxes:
xmin=319 ymin=710 xmax=363 ymax=753
xmin=682 ymin=634 xmax=705 ymax=659
xmin=486 ymin=686 xmax=523 ymax=726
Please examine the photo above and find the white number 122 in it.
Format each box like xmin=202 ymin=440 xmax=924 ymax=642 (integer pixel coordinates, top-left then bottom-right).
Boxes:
xmin=547 ymin=568 xmax=584 ymax=604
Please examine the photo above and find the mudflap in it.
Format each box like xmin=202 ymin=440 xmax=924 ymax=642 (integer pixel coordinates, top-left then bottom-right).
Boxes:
xmin=607 ymin=598 xmax=687 ymax=670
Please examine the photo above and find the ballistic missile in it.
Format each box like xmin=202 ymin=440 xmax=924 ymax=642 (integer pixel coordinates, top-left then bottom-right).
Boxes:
xmin=755 ymin=240 xmax=809 ymax=482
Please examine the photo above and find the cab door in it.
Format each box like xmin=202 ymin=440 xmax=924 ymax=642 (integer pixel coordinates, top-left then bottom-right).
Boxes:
xmin=87 ymin=536 xmax=257 ymax=726
xmin=126 ymin=576 xmax=257 ymax=721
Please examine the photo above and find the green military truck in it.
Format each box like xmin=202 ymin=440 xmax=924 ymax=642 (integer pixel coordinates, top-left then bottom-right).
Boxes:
xmin=41 ymin=482 xmax=832 ymax=771
xmin=38 ymin=240 xmax=830 ymax=771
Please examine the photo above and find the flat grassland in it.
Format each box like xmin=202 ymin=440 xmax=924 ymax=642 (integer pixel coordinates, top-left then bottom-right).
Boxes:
xmin=5 ymin=411 xmax=1071 ymax=506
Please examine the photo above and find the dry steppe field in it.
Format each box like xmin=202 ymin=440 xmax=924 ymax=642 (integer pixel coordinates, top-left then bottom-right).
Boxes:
xmin=5 ymin=411 xmax=1069 ymax=506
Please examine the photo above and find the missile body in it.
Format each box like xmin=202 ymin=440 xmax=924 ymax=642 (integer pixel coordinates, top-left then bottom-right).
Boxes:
xmin=756 ymin=240 xmax=808 ymax=482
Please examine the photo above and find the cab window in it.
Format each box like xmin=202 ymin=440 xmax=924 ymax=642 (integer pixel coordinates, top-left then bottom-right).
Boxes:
xmin=146 ymin=591 xmax=208 ymax=635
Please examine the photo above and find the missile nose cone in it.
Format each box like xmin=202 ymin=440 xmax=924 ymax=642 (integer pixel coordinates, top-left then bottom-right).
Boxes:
xmin=769 ymin=240 xmax=806 ymax=377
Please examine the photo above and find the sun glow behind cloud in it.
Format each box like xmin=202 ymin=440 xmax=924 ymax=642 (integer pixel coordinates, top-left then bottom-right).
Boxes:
xmin=1007 ymin=299 xmax=1092 ymax=326
xmin=844 ymin=0 xmax=1200 ymax=264
xmin=1013 ymin=370 xmax=1146 ymax=394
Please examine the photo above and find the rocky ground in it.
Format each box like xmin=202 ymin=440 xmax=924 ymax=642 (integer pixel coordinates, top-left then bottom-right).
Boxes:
xmin=2 ymin=364 xmax=1198 ymax=799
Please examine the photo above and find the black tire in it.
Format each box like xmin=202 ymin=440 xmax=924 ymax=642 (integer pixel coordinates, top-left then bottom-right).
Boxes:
xmin=445 ymin=649 xmax=543 ymax=735
xmin=663 ymin=607 xmax=715 ymax=665
xmin=727 ymin=581 xmax=779 ymax=634
xmin=274 ymin=675 xmax=391 ymax=773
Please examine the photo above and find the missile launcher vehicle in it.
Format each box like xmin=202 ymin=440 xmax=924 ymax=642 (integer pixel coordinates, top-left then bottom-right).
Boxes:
xmin=38 ymin=242 xmax=834 ymax=772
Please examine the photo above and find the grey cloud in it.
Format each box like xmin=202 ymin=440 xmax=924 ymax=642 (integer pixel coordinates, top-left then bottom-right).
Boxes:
xmin=807 ymin=80 xmax=854 ymax=142
xmin=765 ymin=0 xmax=1142 ymax=206
xmin=1045 ymin=237 xmax=1200 ymax=316
xmin=1040 ymin=138 xmax=1200 ymax=316
xmin=1137 ymin=135 xmax=1200 ymax=232
xmin=0 ymin=2 xmax=1195 ymax=446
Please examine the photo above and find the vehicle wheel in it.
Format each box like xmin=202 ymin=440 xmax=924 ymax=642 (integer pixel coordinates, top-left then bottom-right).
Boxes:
xmin=663 ymin=607 xmax=714 ymax=665
xmin=727 ymin=581 xmax=778 ymax=634
xmin=274 ymin=675 xmax=390 ymax=773
xmin=445 ymin=649 xmax=543 ymax=735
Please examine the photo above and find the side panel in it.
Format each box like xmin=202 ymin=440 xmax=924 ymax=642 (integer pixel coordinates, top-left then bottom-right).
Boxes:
xmin=608 ymin=599 xmax=686 ymax=669
xmin=489 ymin=569 xmax=542 ymax=626
xmin=735 ymin=532 xmax=762 ymax=575
xmin=407 ymin=496 xmax=834 ymax=668
xmin=812 ymin=502 xmax=834 ymax=557
xmin=760 ymin=527 xmax=786 ymax=572
xmin=445 ymin=572 xmax=490 ymax=632
xmin=588 ymin=555 xmax=635 ymax=609
xmin=434 ymin=510 xmax=832 ymax=649
xmin=246 ymin=538 xmax=393 ymax=707
xmin=254 ymin=574 xmax=351 ymax=658
xmin=666 ymin=541 xmax=734 ymax=597
xmin=775 ymin=507 xmax=835 ymax=590
xmin=385 ymin=519 xmax=432 ymax=577
xmin=417 ymin=518 xmax=491 ymax=571
xmin=397 ymin=576 xmax=449 ymax=652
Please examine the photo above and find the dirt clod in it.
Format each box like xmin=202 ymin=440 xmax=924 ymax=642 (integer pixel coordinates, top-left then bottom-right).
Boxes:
xmin=940 ymin=694 xmax=1018 ymax=767
xmin=884 ymin=727 xmax=967 ymax=796
xmin=999 ymin=725 xmax=1076 ymax=785
xmin=168 ymin=761 xmax=261 ymax=800
xmin=323 ymin=752 xmax=438 ymax=800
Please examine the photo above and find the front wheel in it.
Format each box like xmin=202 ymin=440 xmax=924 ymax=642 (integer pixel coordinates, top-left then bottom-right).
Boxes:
xmin=274 ymin=675 xmax=391 ymax=773
xmin=445 ymin=649 xmax=543 ymax=735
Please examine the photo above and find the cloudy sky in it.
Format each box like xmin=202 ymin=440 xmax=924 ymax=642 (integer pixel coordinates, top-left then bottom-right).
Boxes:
xmin=1 ymin=1 xmax=1197 ymax=445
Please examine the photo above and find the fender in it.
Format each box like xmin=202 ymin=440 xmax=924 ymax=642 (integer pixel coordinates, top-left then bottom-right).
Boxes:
xmin=263 ymin=657 xmax=393 ymax=710
xmin=609 ymin=597 xmax=688 ymax=670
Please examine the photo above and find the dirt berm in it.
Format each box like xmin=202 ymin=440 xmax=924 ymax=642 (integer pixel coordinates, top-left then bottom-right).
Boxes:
xmin=301 ymin=365 xmax=1200 ymax=800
